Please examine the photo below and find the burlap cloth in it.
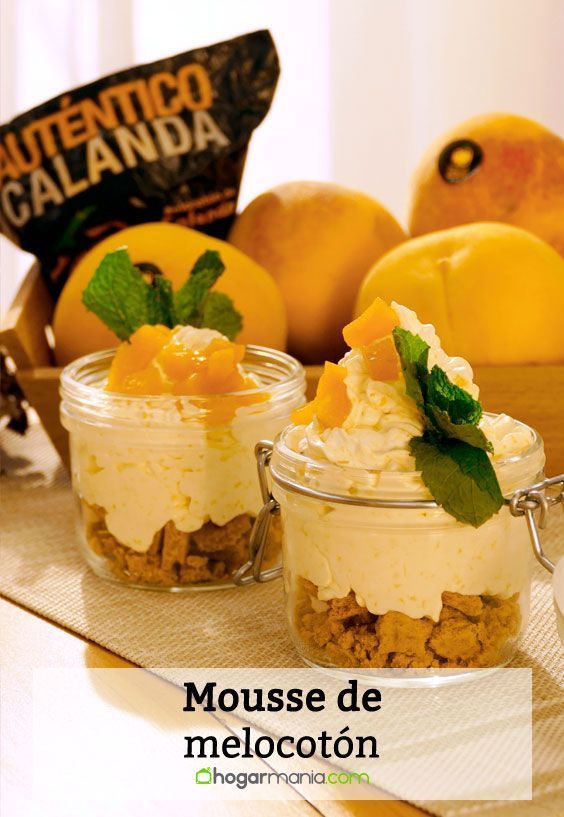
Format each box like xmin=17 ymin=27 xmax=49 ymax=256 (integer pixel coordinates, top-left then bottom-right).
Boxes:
xmin=2 ymin=422 xmax=563 ymax=815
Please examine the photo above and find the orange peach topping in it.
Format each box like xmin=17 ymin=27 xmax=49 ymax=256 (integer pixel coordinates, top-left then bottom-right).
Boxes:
xmin=105 ymin=325 xmax=267 ymax=424
xmin=291 ymin=362 xmax=351 ymax=429
xmin=291 ymin=298 xmax=401 ymax=428
xmin=344 ymin=297 xmax=400 ymax=381
xmin=342 ymin=297 xmax=398 ymax=348
xmin=362 ymin=335 xmax=399 ymax=381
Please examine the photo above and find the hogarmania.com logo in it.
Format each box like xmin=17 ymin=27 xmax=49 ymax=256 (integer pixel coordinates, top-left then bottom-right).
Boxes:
xmin=195 ymin=767 xmax=370 ymax=790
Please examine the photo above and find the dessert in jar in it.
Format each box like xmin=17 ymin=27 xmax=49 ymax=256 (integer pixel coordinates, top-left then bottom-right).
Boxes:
xmin=243 ymin=298 xmax=557 ymax=677
xmin=59 ymin=241 xmax=304 ymax=590
xmin=61 ymin=323 xmax=305 ymax=589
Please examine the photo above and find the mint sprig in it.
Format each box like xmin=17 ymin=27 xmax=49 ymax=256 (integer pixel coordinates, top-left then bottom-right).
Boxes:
xmin=201 ymin=291 xmax=244 ymax=342
xmin=82 ymin=249 xmax=152 ymax=341
xmin=173 ymin=250 xmax=225 ymax=325
xmin=426 ymin=365 xmax=482 ymax=425
xmin=392 ymin=326 xmax=429 ymax=409
xmin=426 ymin=406 xmax=493 ymax=452
xmin=147 ymin=276 xmax=175 ymax=328
xmin=392 ymin=326 xmax=503 ymax=527
xmin=410 ymin=435 xmax=504 ymax=528
xmin=82 ymin=248 xmax=243 ymax=341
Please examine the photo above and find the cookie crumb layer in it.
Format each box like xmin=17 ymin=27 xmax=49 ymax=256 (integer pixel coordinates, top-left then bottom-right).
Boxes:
xmin=82 ymin=500 xmax=280 ymax=586
xmin=294 ymin=578 xmax=521 ymax=668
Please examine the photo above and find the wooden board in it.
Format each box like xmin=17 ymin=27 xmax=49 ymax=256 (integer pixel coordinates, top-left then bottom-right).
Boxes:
xmin=2 ymin=266 xmax=563 ymax=476
xmin=475 ymin=365 xmax=564 ymax=476
xmin=15 ymin=366 xmax=68 ymax=467
xmin=0 ymin=262 xmax=54 ymax=368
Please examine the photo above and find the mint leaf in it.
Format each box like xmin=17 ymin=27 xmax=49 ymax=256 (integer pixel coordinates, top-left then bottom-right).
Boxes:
xmin=173 ymin=250 xmax=242 ymax=337
xmin=426 ymin=365 xmax=482 ymax=424
xmin=82 ymin=249 xmax=151 ymax=340
xmin=427 ymin=406 xmax=493 ymax=452
xmin=391 ymin=325 xmax=502 ymax=526
xmin=82 ymin=247 xmax=244 ymax=343
xmin=147 ymin=277 xmax=175 ymax=327
xmin=174 ymin=250 xmax=225 ymax=325
xmin=424 ymin=366 xmax=491 ymax=450
xmin=392 ymin=327 xmax=429 ymax=408
xmin=410 ymin=434 xmax=504 ymax=527
xmin=200 ymin=291 xmax=243 ymax=340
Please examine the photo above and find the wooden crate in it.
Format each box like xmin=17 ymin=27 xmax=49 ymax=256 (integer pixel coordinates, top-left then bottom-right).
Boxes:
xmin=2 ymin=265 xmax=564 ymax=476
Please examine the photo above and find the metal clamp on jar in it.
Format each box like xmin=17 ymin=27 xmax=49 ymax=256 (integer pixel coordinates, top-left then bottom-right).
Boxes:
xmin=509 ymin=476 xmax=564 ymax=642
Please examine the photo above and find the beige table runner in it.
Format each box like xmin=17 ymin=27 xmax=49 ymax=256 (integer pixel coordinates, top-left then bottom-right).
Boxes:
xmin=2 ymin=422 xmax=563 ymax=815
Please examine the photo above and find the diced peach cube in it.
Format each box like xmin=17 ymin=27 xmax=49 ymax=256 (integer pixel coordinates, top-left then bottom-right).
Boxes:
xmin=315 ymin=362 xmax=351 ymax=428
xmin=200 ymin=344 xmax=245 ymax=392
xmin=106 ymin=324 xmax=171 ymax=390
xmin=342 ymin=298 xmax=398 ymax=348
xmin=291 ymin=363 xmax=352 ymax=428
xmin=291 ymin=401 xmax=316 ymax=426
xmin=105 ymin=325 xmax=259 ymax=426
xmin=158 ymin=343 xmax=199 ymax=381
xmin=129 ymin=324 xmax=171 ymax=363
xmin=120 ymin=362 xmax=168 ymax=395
xmin=362 ymin=335 xmax=399 ymax=381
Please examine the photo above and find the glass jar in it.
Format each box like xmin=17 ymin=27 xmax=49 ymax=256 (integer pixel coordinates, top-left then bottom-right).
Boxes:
xmin=60 ymin=346 xmax=305 ymax=590
xmin=236 ymin=419 xmax=562 ymax=683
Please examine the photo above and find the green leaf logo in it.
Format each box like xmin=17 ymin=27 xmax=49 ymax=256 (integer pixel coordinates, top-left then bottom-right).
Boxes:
xmin=195 ymin=767 xmax=213 ymax=784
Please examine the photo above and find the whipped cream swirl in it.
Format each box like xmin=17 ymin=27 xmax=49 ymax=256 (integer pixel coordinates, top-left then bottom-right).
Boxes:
xmin=286 ymin=302 xmax=534 ymax=471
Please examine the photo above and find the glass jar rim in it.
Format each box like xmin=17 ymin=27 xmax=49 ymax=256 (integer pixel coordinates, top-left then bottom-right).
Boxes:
xmin=60 ymin=345 xmax=304 ymax=404
xmin=271 ymin=415 xmax=545 ymax=501
xmin=60 ymin=345 xmax=305 ymax=431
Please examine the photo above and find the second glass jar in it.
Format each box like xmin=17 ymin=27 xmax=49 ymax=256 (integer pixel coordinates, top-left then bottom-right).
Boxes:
xmin=267 ymin=420 xmax=545 ymax=680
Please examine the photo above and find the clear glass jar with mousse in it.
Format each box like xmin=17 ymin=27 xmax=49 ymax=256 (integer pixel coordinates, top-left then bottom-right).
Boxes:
xmin=237 ymin=418 xmax=556 ymax=682
xmin=60 ymin=346 xmax=305 ymax=590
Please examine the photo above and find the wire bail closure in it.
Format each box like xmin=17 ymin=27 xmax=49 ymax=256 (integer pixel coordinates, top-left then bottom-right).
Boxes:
xmin=233 ymin=442 xmax=281 ymax=586
xmin=233 ymin=439 xmax=564 ymax=585
xmin=509 ymin=475 xmax=564 ymax=574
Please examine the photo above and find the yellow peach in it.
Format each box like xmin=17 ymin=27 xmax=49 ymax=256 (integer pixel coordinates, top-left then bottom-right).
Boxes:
xmin=229 ymin=182 xmax=406 ymax=363
xmin=409 ymin=114 xmax=564 ymax=256
xmin=355 ymin=222 xmax=564 ymax=365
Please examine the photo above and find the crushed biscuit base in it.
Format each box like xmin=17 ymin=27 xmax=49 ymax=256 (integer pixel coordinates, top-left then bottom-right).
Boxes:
xmin=82 ymin=500 xmax=281 ymax=586
xmin=294 ymin=579 xmax=521 ymax=669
